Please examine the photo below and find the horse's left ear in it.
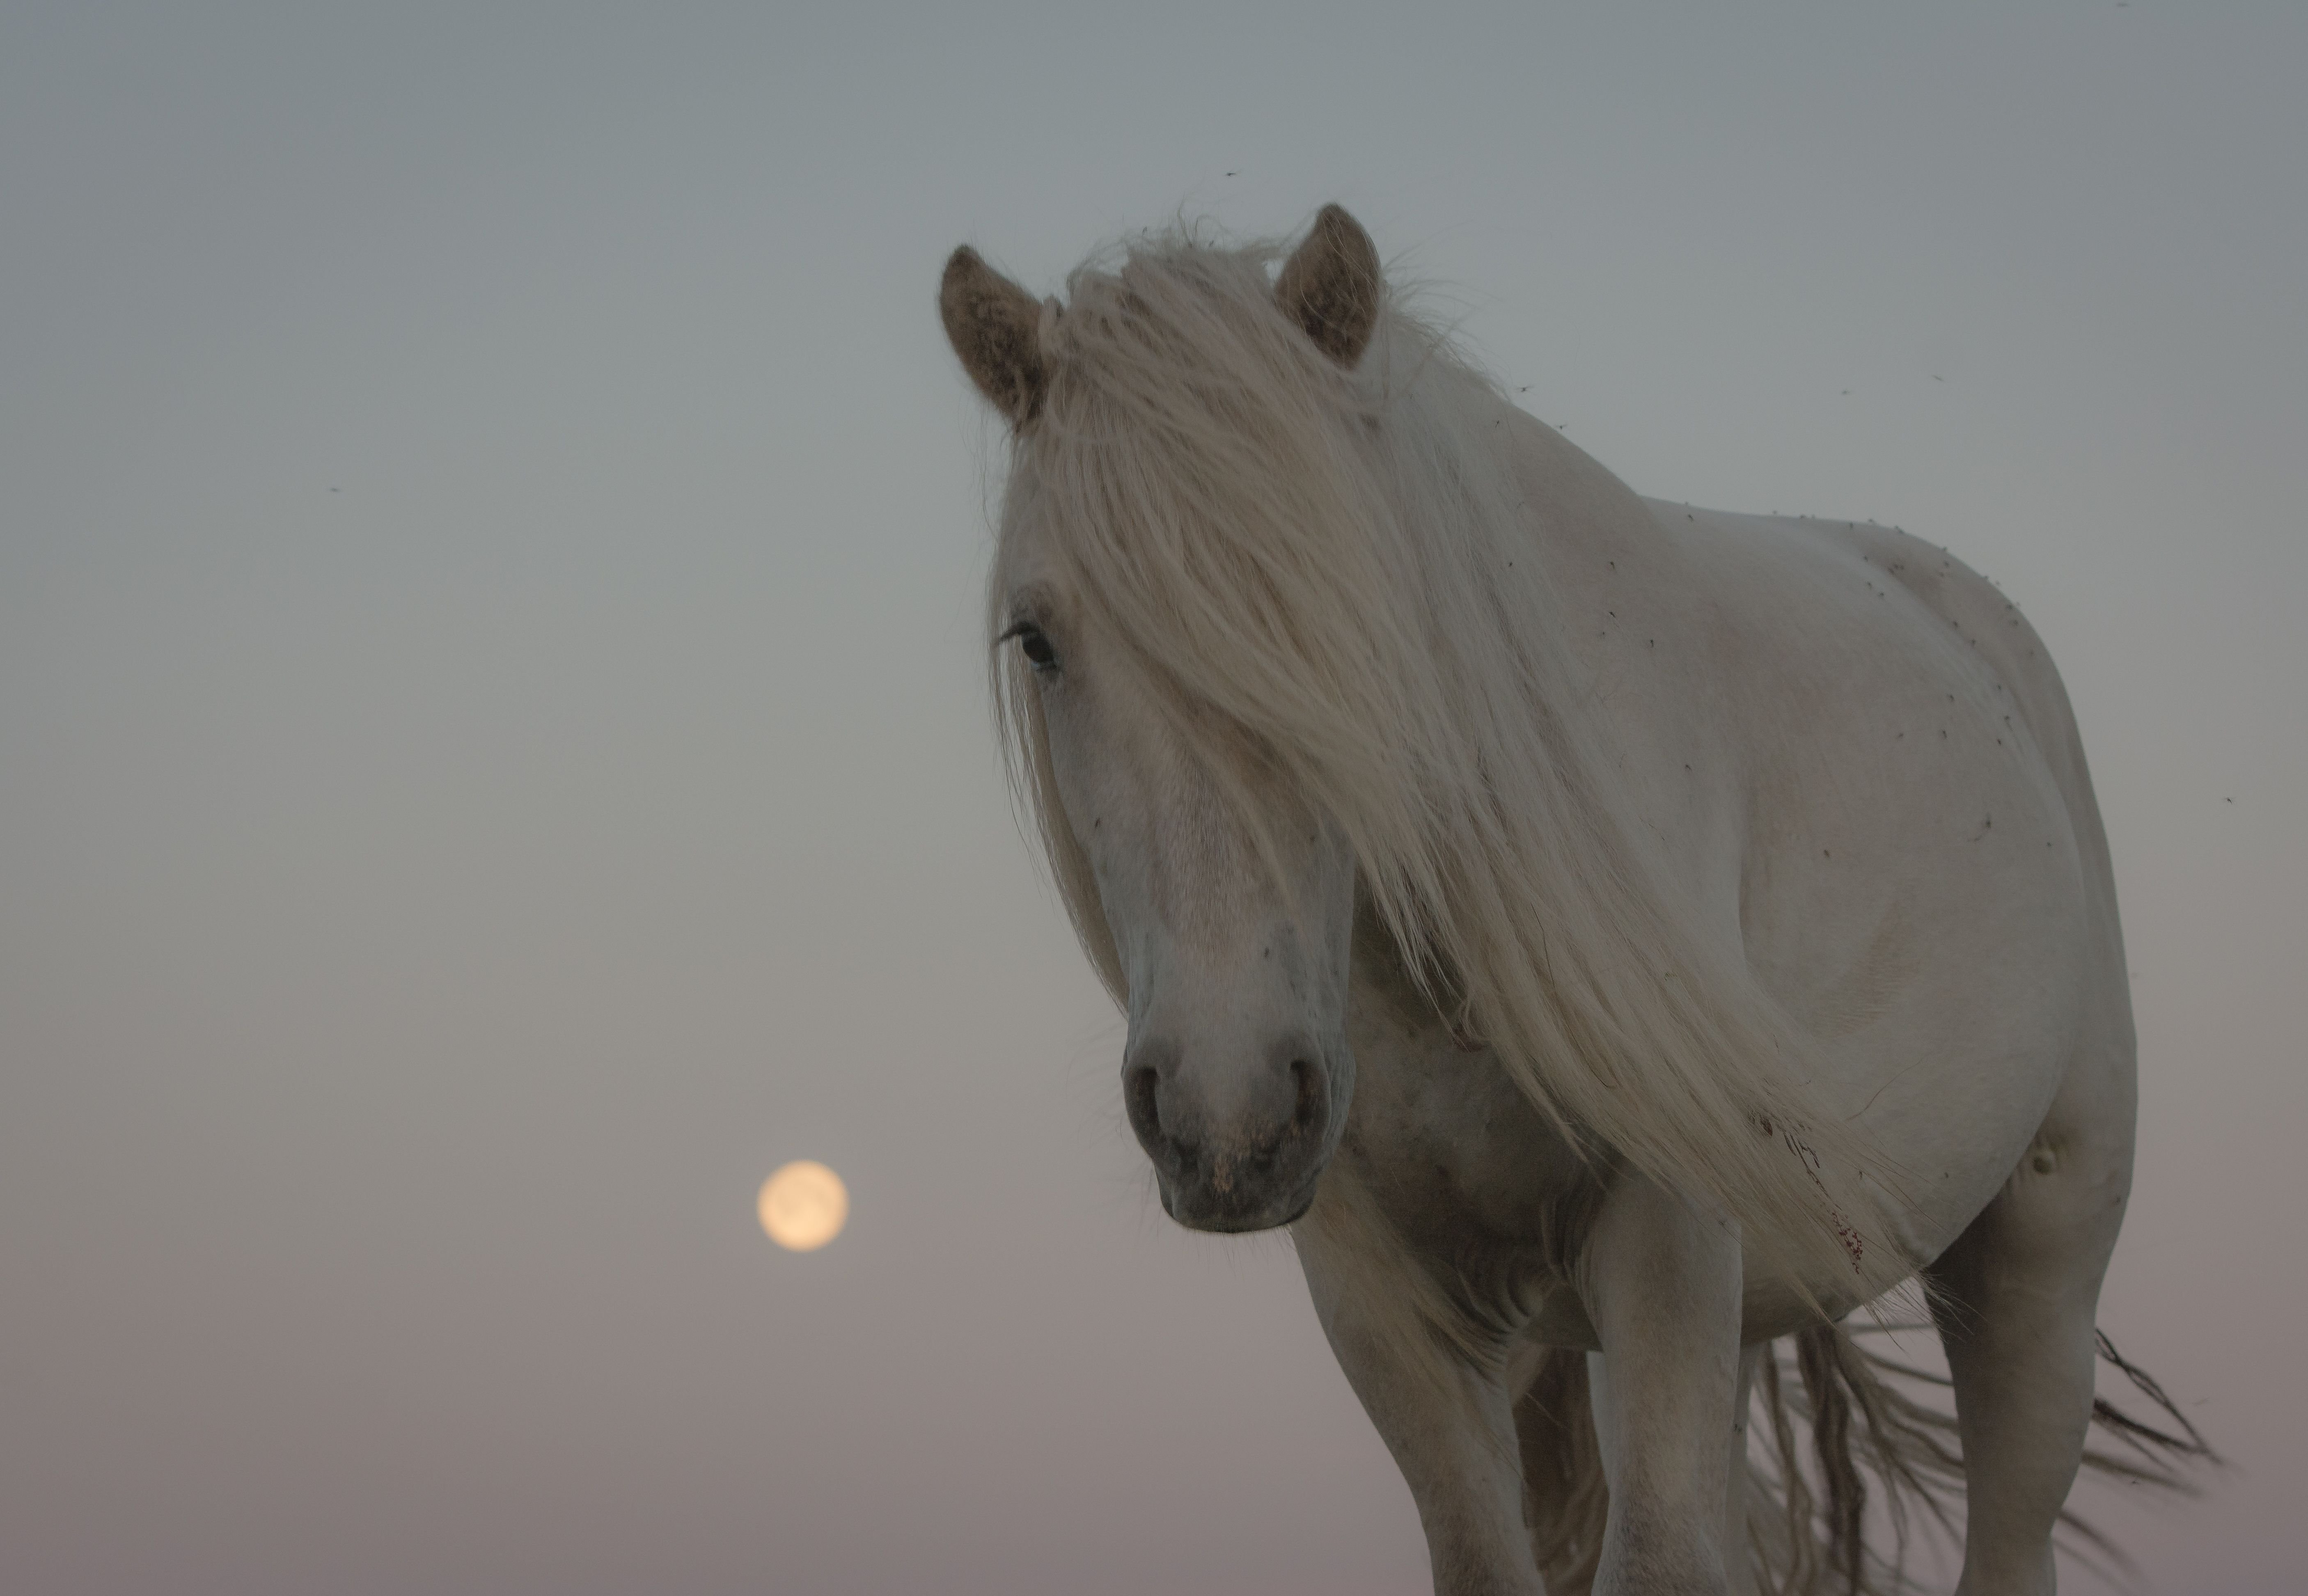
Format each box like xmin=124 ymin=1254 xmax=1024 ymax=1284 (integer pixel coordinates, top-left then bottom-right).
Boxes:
xmin=1277 ymin=204 xmax=1382 ymax=369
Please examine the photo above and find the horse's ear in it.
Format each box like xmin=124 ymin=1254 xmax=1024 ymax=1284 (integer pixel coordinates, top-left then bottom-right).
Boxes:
xmin=1277 ymin=204 xmax=1382 ymax=369
xmin=940 ymin=246 xmax=1047 ymax=426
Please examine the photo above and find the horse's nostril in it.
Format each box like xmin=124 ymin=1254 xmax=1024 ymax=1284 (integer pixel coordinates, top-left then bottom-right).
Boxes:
xmin=1123 ymin=1062 xmax=1164 ymax=1149
xmin=1288 ymin=1056 xmax=1327 ymax=1138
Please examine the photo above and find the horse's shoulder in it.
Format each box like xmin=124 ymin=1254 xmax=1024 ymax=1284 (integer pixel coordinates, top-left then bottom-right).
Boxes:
xmin=1645 ymin=504 xmax=2083 ymax=761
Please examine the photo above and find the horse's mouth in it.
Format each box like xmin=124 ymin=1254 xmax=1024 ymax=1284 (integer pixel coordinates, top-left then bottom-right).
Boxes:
xmin=1157 ymin=1166 xmax=1327 ymax=1234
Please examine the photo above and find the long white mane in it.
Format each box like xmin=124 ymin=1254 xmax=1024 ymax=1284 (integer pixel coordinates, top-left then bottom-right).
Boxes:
xmin=990 ymin=228 xmax=1907 ymax=1298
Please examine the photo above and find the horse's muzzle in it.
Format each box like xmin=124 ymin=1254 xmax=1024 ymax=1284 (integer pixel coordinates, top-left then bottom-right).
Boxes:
xmin=1121 ymin=1033 xmax=1348 ymax=1232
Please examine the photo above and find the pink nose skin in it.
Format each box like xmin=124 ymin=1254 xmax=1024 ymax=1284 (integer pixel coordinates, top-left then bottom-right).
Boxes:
xmin=1121 ymin=1033 xmax=1340 ymax=1232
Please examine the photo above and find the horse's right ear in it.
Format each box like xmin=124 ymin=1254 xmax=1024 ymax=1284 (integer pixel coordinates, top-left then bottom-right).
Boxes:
xmin=940 ymin=247 xmax=1047 ymax=426
xmin=1277 ymin=204 xmax=1382 ymax=369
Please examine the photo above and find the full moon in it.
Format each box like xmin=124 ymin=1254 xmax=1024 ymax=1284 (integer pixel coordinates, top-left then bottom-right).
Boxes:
xmin=759 ymin=1160 xmax=848 ymax=1251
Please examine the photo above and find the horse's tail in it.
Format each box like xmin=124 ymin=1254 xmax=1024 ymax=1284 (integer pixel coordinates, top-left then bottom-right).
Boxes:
xmin=1516 ymin=1324 xmax=2216 ymax=1596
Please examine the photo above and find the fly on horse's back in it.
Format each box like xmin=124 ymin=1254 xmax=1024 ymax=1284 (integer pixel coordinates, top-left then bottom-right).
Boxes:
xmin=940 ymin=206 xmax=2211 ymax=1596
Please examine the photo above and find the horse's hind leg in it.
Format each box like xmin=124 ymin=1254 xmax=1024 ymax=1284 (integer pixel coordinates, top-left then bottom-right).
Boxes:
xmin=1927 ymin=1039 xmax=2135 ymax=1596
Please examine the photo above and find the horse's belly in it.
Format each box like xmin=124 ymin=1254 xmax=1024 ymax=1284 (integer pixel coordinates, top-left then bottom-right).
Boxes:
xmin=1742 ymin=758 xmax=2099 ymax=1303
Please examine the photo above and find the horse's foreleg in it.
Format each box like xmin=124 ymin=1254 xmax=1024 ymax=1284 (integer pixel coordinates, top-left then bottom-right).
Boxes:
xmin=1927 ymin=1047 xmax=2133 ymax=1596
xmin=1580 ymin=1175 xmax=1746 ymax=1596
xmin=1295 ymin=1205 xmax=1543 ymax=1596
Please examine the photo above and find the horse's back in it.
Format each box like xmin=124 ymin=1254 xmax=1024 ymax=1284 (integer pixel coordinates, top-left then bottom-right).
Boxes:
xmin=1664 ymin=504 xmax=2122 ymax=995
xmin=1818 ymin=519 xmax=2122 ymax=910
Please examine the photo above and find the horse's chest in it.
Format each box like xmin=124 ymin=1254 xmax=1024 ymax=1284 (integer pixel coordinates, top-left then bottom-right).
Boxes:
xmin=1340 ymin=992 xmax=1603 ymax=1337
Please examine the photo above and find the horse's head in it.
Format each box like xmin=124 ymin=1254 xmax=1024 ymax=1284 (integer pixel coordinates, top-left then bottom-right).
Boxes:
xmin=994 ymin=570 xmax=1359 ymax=1231
xmin=940 ymin=207 xmax=1385 ymax=1232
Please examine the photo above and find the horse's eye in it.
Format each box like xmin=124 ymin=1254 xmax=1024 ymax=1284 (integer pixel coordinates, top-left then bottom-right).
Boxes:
xmin=1004 ymin=622 xmax=1060 ymax=673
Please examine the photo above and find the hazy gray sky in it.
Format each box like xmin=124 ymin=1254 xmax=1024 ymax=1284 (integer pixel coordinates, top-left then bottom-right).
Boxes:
xmin=2 ymin=4 xmax=2301 ymax=1593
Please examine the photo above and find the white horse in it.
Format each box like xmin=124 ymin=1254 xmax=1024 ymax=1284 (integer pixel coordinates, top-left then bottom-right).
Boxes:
xmin=939 ymin=207 xmax=2202 ymax=1595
